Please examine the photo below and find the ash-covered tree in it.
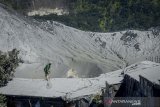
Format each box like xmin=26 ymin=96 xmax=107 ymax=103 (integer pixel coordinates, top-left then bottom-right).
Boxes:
xmin=0 ymin=49 xmax=22 ymax=107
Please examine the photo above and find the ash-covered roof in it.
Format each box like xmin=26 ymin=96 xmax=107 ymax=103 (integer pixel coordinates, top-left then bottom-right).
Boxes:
xmin=125 ymin=61 xmax=160 ymax=85
xmin=0 ymin=61 xmax=159 ymax=100
xmin=0 ymin=72 xmax=122 ymax=100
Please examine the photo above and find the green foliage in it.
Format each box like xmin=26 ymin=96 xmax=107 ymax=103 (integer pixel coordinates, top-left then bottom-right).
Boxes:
xmin=1 ymin=0 xmax=160 ymax=32
xmin=32 ymin=0 xmax=160 ymax=32
xmin=0 ymin=49 xmax=21 ymax=107
xmin=0 ymin=0 xmax=31 ymax=11
xmin=0 ymin=95 xmax=6 ymax=107
xmin=0 ymin=49 xmax=22 ymax=86
xmin=99 ymin=18 xmax=106 ymax=31
xmin=0 ymin=0 xmax=13 ymax=8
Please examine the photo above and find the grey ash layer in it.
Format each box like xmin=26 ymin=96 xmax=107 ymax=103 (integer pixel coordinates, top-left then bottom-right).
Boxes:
xmin=0 ymin=5 xmax=160 ymax=78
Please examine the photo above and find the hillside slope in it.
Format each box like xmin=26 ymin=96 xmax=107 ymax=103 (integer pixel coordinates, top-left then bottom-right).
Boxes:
xmin=0 ymin=5 xmax=160 ymax=78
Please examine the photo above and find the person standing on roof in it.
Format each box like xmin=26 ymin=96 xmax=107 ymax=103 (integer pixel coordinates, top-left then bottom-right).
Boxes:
xmin=44 ymin=63 xmax=51 ymax=81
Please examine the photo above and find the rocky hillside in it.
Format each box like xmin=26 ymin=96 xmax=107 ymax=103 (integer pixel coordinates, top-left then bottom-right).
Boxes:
xmin=0 ymin=4 xmax=160 ymax=79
